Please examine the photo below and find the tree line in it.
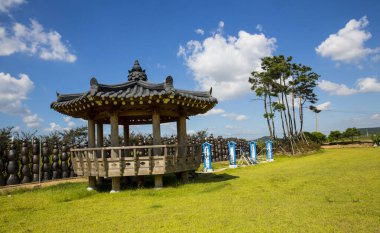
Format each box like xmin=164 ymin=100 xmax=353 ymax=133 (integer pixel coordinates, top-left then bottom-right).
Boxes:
xmin=307 ymin=127 xmax=374 ymax=144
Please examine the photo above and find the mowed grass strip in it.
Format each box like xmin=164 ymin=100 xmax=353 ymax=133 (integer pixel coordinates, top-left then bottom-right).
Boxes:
xmin=0 ymin=148 xmax=379 ymax=233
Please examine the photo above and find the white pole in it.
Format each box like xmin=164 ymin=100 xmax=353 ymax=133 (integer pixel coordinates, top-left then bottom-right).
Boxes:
xmin=38 ymin=138 xmax=41 ymax=185
xmin=316 ymin=112 xmax=319 ymax=132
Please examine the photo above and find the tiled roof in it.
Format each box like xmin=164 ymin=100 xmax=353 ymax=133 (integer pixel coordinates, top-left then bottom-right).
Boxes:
xmin=51 ymin=60 xmax=217 ymax=119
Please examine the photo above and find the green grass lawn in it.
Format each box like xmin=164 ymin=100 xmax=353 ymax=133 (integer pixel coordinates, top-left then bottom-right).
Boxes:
xmin=1 ymin=148 xmax=379 ymax=233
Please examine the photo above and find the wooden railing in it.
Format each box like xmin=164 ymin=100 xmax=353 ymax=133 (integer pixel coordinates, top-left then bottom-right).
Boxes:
xmin=70 ymin=144 xmax=202 ymax=177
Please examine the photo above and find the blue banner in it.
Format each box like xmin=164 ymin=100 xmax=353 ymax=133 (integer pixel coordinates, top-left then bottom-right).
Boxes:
xmin=266 ymin=140 xmax=273 ymax=162
xmin=202 ymin=142 xmax=213 ymax=172
xmin=228 ymin=141 xmax=237 ymax=168
xmin=249 ymin=141 xmax=257 ymax=163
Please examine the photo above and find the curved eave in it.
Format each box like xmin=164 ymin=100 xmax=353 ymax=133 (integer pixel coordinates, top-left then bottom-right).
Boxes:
xmin=52 ymin=79 xmax=218 ymax=120
xmin=51 ymin=92 xmax=217 ymax=119
xmin=56 ymin=92 xmax=87 ymax=102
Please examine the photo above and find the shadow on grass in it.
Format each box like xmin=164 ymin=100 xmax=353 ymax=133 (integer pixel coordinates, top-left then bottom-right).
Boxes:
xmin=2 ymin=172 xmax=239 ymax=195
xmin=193 ymin=172 xmax=238 ymax=184
xmin=92 ymin=172 xmax=239 ymax=192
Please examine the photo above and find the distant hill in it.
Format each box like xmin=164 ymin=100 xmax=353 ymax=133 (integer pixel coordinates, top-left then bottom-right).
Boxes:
xmin=358 ymin=127 xmax=380 ymax=136
xmin=251 ymin=127 xmax=380 ymax=140
xmin=253 ymin=136 xmax=271 ymax=142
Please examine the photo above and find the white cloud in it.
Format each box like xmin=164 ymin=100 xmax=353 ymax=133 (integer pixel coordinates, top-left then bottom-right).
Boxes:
xmin=0 ymin=72 xmax=34 ymax=115
xmin=225 ymin=125 xmax=242 ymax=130
xmin=371 ymin=54 xmax=380 ymax=62
xmin=44 ymin=116 xmax=78 ymax=132
xmin=256 ymin=24 xmax=263 ymax=32
xmin=161 ymin=122 xmax=177 ymax=136
xmin=44 ymin=116 xmax=77 ymax=132
xmin=44 ymin=122 xmax=64 ymax=132
xmin=187 ymin=130 xmax=196 ymax=135
xmin=222 ymin=113 xmax=249 ymax=121
xmin=225 ymin=125 xmax=234 ymax=130
xmin=156 ymin=63 xmax=166 ymax=69
xmin=223 ymin=129 xmax=257 ymax=138
xmin=316 ymin=16 xmax=380 ymax=63
xmin=316 ymin=101 xmax=331 ymax=111
xmin=0 ymin=72 xmax=44 ymax=128
xmin=12 ymin=126 xmax=20 ymax=132
xmin=235 ymin=115 xmax=249 ymax=121
xmin=63 ymin=116 xmax=76 ymax=128
xmin=319 ymin=77 xmax=380 ymax=96
xmin=178 ymin=22 xmax=276 ymax=100
xmin=201 ymin=108 xmax=225 ymax=116
xmin=201 ymin=108 xmax=248 ymax=121
xmin=0 ymin=19 xmax=76 ymax=62
xmin=356 ymin=77 xmax=380 ymax=93
xmin=23 ymin=112 xmax=43 ymax=128
xmin=177 ymin=46 xmax=186 ymax=57
xmin=0 ymin=0 xmax=25 ymax=13
xmin=370 ymin=114 xmax=380 ymax=120
xmin=195 ymin=28 xmax=204 ymax=35
xmin=318 ymin=80 xmax=357 ymax=96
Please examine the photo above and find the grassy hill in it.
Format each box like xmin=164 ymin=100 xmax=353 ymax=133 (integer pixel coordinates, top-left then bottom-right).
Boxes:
xmin=358 ymin=127 xmax=380 ymax=136
xmin=1 ymin=148 xmax=379 ymax=232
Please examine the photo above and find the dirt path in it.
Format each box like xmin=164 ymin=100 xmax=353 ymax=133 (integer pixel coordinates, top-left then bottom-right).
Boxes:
xmin=0 ymin=177 xmax=87 ymax=195
xmin=321 ymin=143 xmax=373 ymax=149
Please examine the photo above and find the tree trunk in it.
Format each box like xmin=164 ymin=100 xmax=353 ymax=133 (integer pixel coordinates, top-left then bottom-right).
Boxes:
xmin=281 ymin=92 xmax=290 ymax=138
xmin=264 ymin=94 xmax=273 ymax=139
xmin=268 ymin=95 xmax=276 ymax=139
xmin=292 ymin=93 xmax=297 ymax=136
xmin=299 ymin=97 xmax=304 ymax=133
xmin=279 ymin=109 xmax=287 ymax=139
xmin=298 ymin=98 xmax=309 ymax=145
xmin=281 ymin=77 xmax=293 ymax=138
xmin=284 ymin=90 xmax=293 ymax=137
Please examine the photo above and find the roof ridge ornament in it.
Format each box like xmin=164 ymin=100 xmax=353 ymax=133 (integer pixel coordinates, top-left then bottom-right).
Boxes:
xmin=165 ymin=75 xmax=173 ymax=87
xmin=90 ymin=77 xmax=99 ymax=95
xmin=128 ymin=60 xmax=148 ymax=81
xmin=165 ymin=75 xmax=174 ymax=93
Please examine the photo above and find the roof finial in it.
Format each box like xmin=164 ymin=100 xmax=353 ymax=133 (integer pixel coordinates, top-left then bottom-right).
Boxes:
xmin=128 ymin=60 xmax=148 ymax=81
xmin=132 ymin=60 xmax=142 ymax=72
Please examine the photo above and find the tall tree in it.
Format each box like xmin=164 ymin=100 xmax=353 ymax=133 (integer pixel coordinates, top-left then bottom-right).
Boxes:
xmin=249 ymin=55 xmax=320 ymax=154
xmin=249 ymin=61 xmax=278 ymax=139
xmin=343 ymin=127 xmax=361 ymax=142
xmin=328 ymin=130 xmax=342 ymax=142
xmin=294 ymin=65 xmax=319 ymax=134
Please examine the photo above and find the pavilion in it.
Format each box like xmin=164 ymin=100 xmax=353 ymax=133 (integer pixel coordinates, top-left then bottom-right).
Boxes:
xmin=51 ymin=60 xmax=218 ymax=192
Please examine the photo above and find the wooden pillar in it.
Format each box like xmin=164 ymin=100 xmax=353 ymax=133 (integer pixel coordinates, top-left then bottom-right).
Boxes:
xmin=87 ymin=119 xmax=96 ymax=191
xmin=110 ymin=112 xmax=120 ymax=193
xmin=110 ymin=112 xmax=119 ymax=148
xmin=88 ymin=119 xmax=96 ymax=148
xmin=123 ymin=124 xmax=130 ymax=157
xmin=96 ymin=123 xmax=104 ymax=185
xmin=111 ymin=177 xmax=120 ymax=193
xmin=178 ymin=116 xmax=189 ymax=184
xmin=154 ymin=174 xmax=163 ymax=188
xmin=152 ymin=110 xmax=161 ymax=147
xmin=137 ymin=176 xmax=145 ymax=188
xmin=177 ymin=115 xmax=187 ymax=155
xmin=123 ymin=124 xmax=129 ymax=146
xmin=152 ymin=110 xmax=162 ymax=187
xmin=97 ymin=123 xmax=103 ymax=147
xmin=181 ymin=171 xmax=189 ymax=184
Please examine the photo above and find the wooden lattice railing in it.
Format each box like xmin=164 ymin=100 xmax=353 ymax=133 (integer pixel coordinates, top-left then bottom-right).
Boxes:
xmin=70 ymin=144 xmax=202 ymax=177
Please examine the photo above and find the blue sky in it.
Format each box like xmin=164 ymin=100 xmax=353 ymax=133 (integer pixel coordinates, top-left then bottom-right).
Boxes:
xmin=0 ymin=0 xmax=380 ymax=139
